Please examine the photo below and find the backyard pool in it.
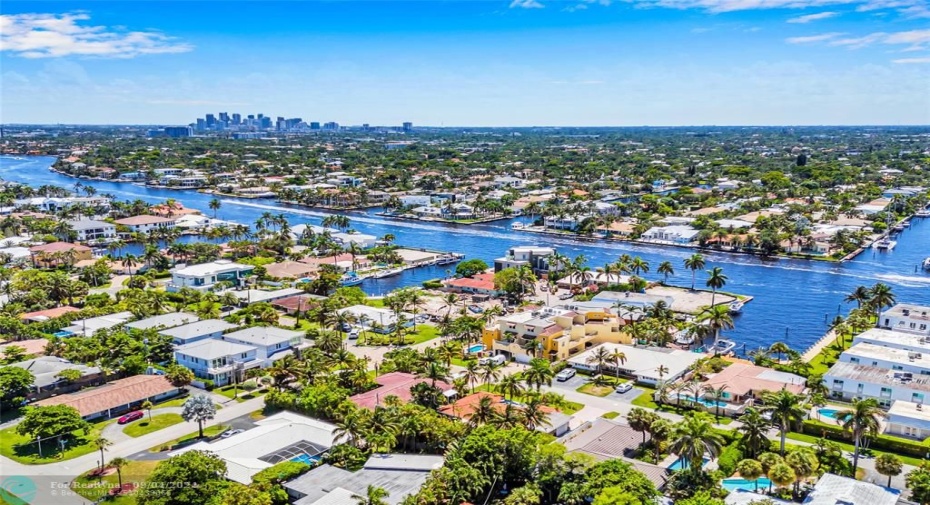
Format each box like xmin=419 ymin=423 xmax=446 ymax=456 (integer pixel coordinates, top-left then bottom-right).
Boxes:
xmin=818 ymin=408 xmax=848 ymax=421
xmin=721 ymin=477 xmax=772 ymax=492
xmin=667 ymin=457 xmax=709 ymax=471
xmin=678 ymin=395 xmax=727 ymax=409
xmin=53 ymin=331 xmax=73 ymax=338
xmin=290 ymin=454 xmax=321 ymax=466
xmin=467 ymin=344 xmax=485 ymax=354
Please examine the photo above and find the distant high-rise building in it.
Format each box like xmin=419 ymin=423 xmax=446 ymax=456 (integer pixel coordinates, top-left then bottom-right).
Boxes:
xmin=310 ymin=122 xmax=321 ymax=130
xmin=403 ymin=122 xmax=413 ymax=132
xmin=196 ymin=118 xmax=206 ymax=131
xmin=285 ymin=118 xmax=301 ymax=130
xmin=247 ymin=114 xmax=255 ymax=120
xmin=276 ymin=119 xmax=285 ymax=131
xmin=260 ymin=116 xmax=272 ymax=129
xmin=219 ymin=112 xmax=229 ymax=123
xmin=205 ymin=114 xmax=216 ymax=128
xmin=323 ymin=122 xmax=339 ymax=131
xmin=231 ymin=113 xmax=241 ymax=125
xmin=362 ymin=123 xmax=370 ymax=131
xmin=164 ymin=126 xmax=193 ymax=138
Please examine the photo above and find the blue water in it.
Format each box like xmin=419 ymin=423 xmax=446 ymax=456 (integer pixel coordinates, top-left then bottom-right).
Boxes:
xmin=4 ymin=155 xmax=930 ymax=353
xmin=679 ymin=395 xmax=727 ymax=408
xmin=468 ymin=344 xmax=485 ymax=354
xmin=290 ymin=454 xmax=320 ymax=465
xmin=53 ymin=331 xmax=74 ymax=338
xmin=818 ymin=408 xmax=850 ymax=421
xmin=722 ymin=477 xmax=772 ymax=491
xmin=668 ymin=457 xmax=709 ymax=471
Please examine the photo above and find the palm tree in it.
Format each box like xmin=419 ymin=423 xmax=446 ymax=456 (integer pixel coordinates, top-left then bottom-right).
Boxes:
xmin=786 ymin=448 xmax=819 ymax=496
xmin=627 ymin=407 xmax=657 ymax=448
xmin=609 ymin=349 xmax=627 ymax=380
xmin=761 ymin=390 xmax=808 ymax=455
xmin=835 ymin=397 xmax=885 ymax=474
xmin=95 ymin=437 xmax=113 ymax=470
xmin=669 ymin=414 xmax=725 ymax=471
xmin=758 ymin=452 xmax=784 ymax=493
xmin=737 ymin=408 xmax=769 ymax=458
xmin=683 ymin=253 xmax=705 ymax=291
xmin=769 ymin=463 xmax=796 ymax=494
xmin=704 ymin=384 xmax=729 ymax=420
xmin=585 ymin=346 xmax=612 ymax=377
xmin=109 ymin=456 xmax=130 ymax=490
xmin=630 ymin=256 xmax=650 ymax=276
xmin=523 ymin=358 xmax=554 ymax=391
xmin=705 ymin=266 xmax=728 ymax=307
xmin=121 ymin=254 xmax=137 ymax=281
xmin=844 ymin=285 xmax=871 ymax=309
xmin=869 ymin=283 xmax=896 ymax=327
xmin=334 ymin=410 xmax=369 ymax=448
xmin=354 ymin=485 xmax=389 ymax=505
xmin=875 ymin=453 xmax=903 ymax=487
xmin=696 ymin=305 xmax=734 ymax=351
xmin=657 ymin=261 xmax=674 ymax=284
xmin=498 ymin=374 xmax=525 ymax=400
xmin=464 ymin=361 xmax=481 ymax=393
xmin=469 ymin=396 xmax=500 ymax=426
xmin=656 ymin=365 xmax=669 ymax=383
xmin=208 ymin=197 xmax=221 ymax=219
xmin=522 ymin=396 xmax=550 ymax=431
xmin=479 ymin=362 xmax=502 ymax=388
xmin=735 ymin=458 xmax=764 ymax=492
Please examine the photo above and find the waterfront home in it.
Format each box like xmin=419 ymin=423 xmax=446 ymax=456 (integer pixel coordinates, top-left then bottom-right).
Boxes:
xmin=338 ymin=305 xmax=413 ymax=333
xmin=640 ymin=225 xmax=700 ymax=244
xmin=61 ymin=311 xmax=134 ymax=337
xmin=14 ymin=196 xmax=111 ymax=213
xmin=838 ymin=342 xmax=930 ymax=381
xmin=34 ymin=374 xmax=182 ymax=420
xmin=174 ymin=338 xmax=259 ymax=386
xmin=332 ymin=231 xmax=378 ymax=248
xmin=442 ymin=272 xmax=501 ymax=297
xmin=349 ymin=372 xmax=453 ymax=410
xmin=171 ymin=411 xmax=337 ymax=484
xmin=158 ymin=319 xmax=239 ymax=346
xmin=222 ymin=326 xmax=305 ymax=363
xmin=591 ymin=291 xmax=675 ymax=311
xmin=6 ymin=356 xmax=103 ymax=397
xmin=66 ymin=219 xmax=116 ymax=242
xmin=125 ymin=312 xmax=200 ymax=332
xmin=29 ymin=242 xmax=92 ymax=267
xmin=264 ymin=260 xmax=316 ymax=280
xmin=114 ymin=214 xmax=176 ymax=233
xmin=698 ymin=363 xmax=806 ymax=407
xmin=885 ymin=400 xmax=930 ymax=439
xmin=482 ymin=305 xmax=631 ymax=363
xmin=440 ymin=392 xmax=571 ymax=436
xmin=493 ymin=246 xmax=555 ymax=274
xmin=271 ymin=293 xmax=327 ymax=315
xmin=803 ymin=473 xmax=899 ymax=505
xmin=19 ymin=306 xmax=80 ymax=323
xmin=568 ymin=343 xmax=701 ymax=385
xmin=824 ymin=361 xmax=930 ymax=407
xmin=167 ymin=259 xmax=253 ymax=292
xmin=224 ymin=287 xmax=305 ymax=306
xmin=879 ymin=303 xmax=930 ymax=336
xmin=284 ymin=454 xmax=443 ymax=505
xmin=852 ymin=327 xmax=930 ymax=354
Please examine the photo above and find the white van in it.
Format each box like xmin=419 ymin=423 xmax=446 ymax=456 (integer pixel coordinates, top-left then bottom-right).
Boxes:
xmin=478 ymin=354 xmax=507 ymax=366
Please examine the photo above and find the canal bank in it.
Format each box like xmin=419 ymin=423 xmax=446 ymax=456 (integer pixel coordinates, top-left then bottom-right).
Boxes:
xmin=2 ymin=155 xmax=929 ymax=356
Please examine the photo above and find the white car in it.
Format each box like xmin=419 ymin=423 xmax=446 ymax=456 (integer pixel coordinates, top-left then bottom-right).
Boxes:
xmin=555 ymin=369 xmax=576 ymax=382
xmin=615 ymin=383 xmax=633 ymax=394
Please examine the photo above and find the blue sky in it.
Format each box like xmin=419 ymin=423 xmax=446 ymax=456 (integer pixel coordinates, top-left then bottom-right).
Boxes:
xmin=1 ymin=1 xmax=928 ymax=125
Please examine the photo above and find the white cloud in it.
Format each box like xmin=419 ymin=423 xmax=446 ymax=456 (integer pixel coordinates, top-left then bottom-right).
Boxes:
xmin=623 ymin=0 xmax=929 ymax=18
xmin=892 ymin=56 xmax=930 ymax=62
xmin=787 ymin=11 xmax=839 ymax=22
xmin=510 ymin=0 xmax=545 ymax=8
xmin=0 ymin=13 xmax=192 ymax=58
xmin=828 ymin=29 xmax=930 ymax=49
xmin=786 ymin=32 xmax=845 ymax=43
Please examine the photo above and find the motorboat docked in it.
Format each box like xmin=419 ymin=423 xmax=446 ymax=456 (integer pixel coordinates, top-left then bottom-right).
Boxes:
xmin=711 ymin=339 xmax=737 ymax=355
xmin=728 ymin=300 xmax=744 ymax=314
xmin=923 ymin=257 xmax=930 ymax=271
xmin=435 ymin=254 xmax=463 ymax=265
xmin=893 ymin=224 xmax=905 ymax=232
xmin=370 ymin=267 xmax=403 ymax=279
xmin=340 ymin=273 xmax=363 ymax=286
xmin=874 ymin=238 xmax=897 ymax=250
xmin=511 ymin=222 xmax=525 ymax=230
xmin=674 ymin=328 xmax=696 ymax=346
xmin=916 ymin=209 xmax=930 ymax=218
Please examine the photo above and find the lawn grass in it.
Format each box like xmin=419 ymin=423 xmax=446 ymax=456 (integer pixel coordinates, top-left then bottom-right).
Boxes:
xmin=150 ymin=424 xmax=230 ymax=453
xmin=152 ymin=395 xmax=191 ymax=409
xmin=366 ymin=298 xmax=385 ymax=308
xmin=0 ymin=419 xmax=114 ymax=464
xmin=807 ymin=332 xmax=854 ymax=376
xmin=72 ymin=459 xmax=159 ymax=504
xmin=602 ymin=412 xmax=620 ymax=419
xmin=451 ymin=357 xmax=477 ymax=368
xmin=122 ymin=414 xmax=183 ymax=438
xmin=577 ymin=383 xmax=617 ymax=397
xmin=629 ymin=393 xmax=732 ymax=424
xmin=250 ymin=405 xmax=282 ymax=421
xmin=785 ymin=432 xmax=926 ymax=467
xmin=404 ymin=324 xmax=440 ymax=344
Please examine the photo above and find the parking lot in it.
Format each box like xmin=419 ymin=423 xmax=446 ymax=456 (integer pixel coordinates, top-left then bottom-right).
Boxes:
xmin=550 ymin=372 xmax=646 ymax=403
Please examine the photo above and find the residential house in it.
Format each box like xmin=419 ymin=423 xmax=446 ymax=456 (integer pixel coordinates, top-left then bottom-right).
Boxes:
xmin=6 ymin=356 xmax=103 ymax=398
xmin=167 ymin=260 xmax=253 ymax=292
xmin=337 ymin=305 xmax=414 ymax=334
xmin=439 ymin=392 xmax=571 ymax=436
xmin=158 ymin=319 xmax=239 ymax=346
xmin=29 ymin=242 xmax=92 ymax=267
xmin=61 ymin=311 xmax=134 ymax=337
xmin=34 ymin=374 xmax=182 ymax=420
xmin=697 ymin=363 xmax=806 ymax=415
xmin=125 ymin=312 xmax=200 ymax=332
xmin=568 ymin=343 xmax=702 ymax=385
xmin=349 ymin=372 xmax=453 ymax=410
xmin=640 ymin=225 xmax=700 ymax=244
xmin=824 ymin=361 xmax=930 ymax=408
xmin=114 ymin=215 xmax=176 ymax=233
xmin=67 ymin=219 xmax=116 ymax=242
xmin=885 ymin=400 xmax=930 ymax=439
xmin=493 ymin=246 xmax=555 ymax=274
xmin=803 ymin=473 xmax=900 ymax=505
xmin=174 ymin=339 xmax=259 ymax=386
xmin=442 ymin=272 xmax=501 ymax=297
xmin=222 ymin=326 xmax=304 ymax=364
xmin=879 ymin=304 xmax=930 ymax=336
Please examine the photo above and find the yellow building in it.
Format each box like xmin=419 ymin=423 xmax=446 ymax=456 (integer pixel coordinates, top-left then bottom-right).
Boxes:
xmin=482 ymin=305 xmax=631 ymax=362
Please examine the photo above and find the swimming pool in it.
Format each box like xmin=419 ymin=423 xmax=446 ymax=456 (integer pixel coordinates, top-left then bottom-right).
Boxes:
xmin=467 ymin=344 xmax=485 ymax=354
xmin=818 ymin=408 xmax=849 ymax=421
xmin=291 ymin=454 xmax=320 ymax=466
xmin=721 ymin=477 xmax=771 ymax=491
xmin=667 ymin=457 xmax=709 ymax=471
xmin=53 ymin=330 xmax=74 ymax=338
xmin=678 ymin=395 xmax=727 ymax=409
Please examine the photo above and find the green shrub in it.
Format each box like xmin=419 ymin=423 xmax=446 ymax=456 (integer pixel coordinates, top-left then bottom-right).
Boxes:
xmin=717 ymin=442 xmax=744 ymax=476
xmin=801 ymin=419 xmax=930 ymax=457
xmin=422 ymin=280 xmax=443 ymax=289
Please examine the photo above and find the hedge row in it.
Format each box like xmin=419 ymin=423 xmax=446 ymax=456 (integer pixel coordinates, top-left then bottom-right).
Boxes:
xmin=801 ymin=419 xmax=930 ymax=458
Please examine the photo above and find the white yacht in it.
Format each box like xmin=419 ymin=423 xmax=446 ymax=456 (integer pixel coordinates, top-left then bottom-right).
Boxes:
xmin=923 ymin=257 xmax=930 ymax=271
xmin=728 ymin=300 xmax=744 ymax=314
xmin=711 ymin=339 xmax=737 ymax=355
xmin=874 ymin=238 xmax=897 ymax=250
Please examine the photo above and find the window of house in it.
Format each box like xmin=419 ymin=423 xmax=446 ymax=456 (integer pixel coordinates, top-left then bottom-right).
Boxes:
xmin=913 ymin=393 xmax=925 ymax=403
xmin=893 ymin=365 xmax=904 ymax=371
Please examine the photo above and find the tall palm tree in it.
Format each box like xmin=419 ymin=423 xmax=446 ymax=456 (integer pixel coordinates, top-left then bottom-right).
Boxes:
xmin=609 ymin=349 xmax=627 ymax=380
xmin=523 ymin=358 xmax=554 ymax=391
xmin=121 ymin=254 xmax=137 ymax=281
xmin=498 ymin=374 xmax=525 ymax=400
xmin=761 ymin=390 xmax=808 ymax=455
xmin=479 ymin=362 xmax=502 ymax=388
xmin=704 ymin=384 xmax=729 ymax=420
xmin=696 ymin=305 xmax=734 ymax=350
xmin=630 ymin=256 xmax=650 ymax=276
xmin=683 ymin=253 xmax=705 ymax=291
xmin=844 ymin=285 xmax=871 ymax=309
xmin=95 ymin=437 xmax=113 ymax=470
xmin=669 ymin=414 xmax=725 ymax=471
xmin=869 ymin=283 xmax=896 ymax=327
xmin=109 ymin=457 xmax=130 ymax=490
xmin=835 ymin=397 xmax=885 ymax=474
xmin=705 ymin=266 xmax=728 ymax=307
xmin=522 ymin=396 xmax=550 ymax=431
xmin=657 ymin=261 xmax=674 ymax=284
xmin=585 ymin=346 xmax=612 ymax=376
xmin=469 ymin=396 xmax=500 ymax=426
xmin=737 ymin=408 xmax=770 ymax=458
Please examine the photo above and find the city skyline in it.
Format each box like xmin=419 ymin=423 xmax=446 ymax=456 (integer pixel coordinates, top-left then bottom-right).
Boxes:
xmin=1 ymin=1 xmax=929 ymax=126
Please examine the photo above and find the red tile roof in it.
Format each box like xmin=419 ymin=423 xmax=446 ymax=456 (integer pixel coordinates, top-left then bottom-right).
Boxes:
xmin=444 ymin=273 xmax=496 ymax=291
xmin=29 ymin=242 xmax=91 ymax=253
xmin=350 ymin=372 xmax=451 ymax=410
xmin=115 ymin=215 xmax=175 ymax=226
xmin=439 ymin=392 xmax=557 ymax=420
xmin=0 ymin=338 xmax=48 ymax=356
xmin=19 ymin=306 xmax=80 ymax=321
xmin=35 ymin=375 xmax=180 ymax=417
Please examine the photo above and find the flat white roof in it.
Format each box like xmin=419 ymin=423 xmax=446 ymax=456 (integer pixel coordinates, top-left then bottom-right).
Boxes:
xmin=568 ymin=343 xmax=702 ymax=381
xmin=844 ymin=342 xmax=930 ymax=367
xmin=159 ymin=319 xmax=239 ymax=340
xmin=175 ymin=339 xmax=256 ymax=360
xmin=854 ymin=327 xmax=930 ymax=352
xmin=224 ymin=326 xmax=302 ymax=346
xmin=126 ymin=312 xmax=199 ymax=331
xmin=173 ymin=260 xmax=252 ymax=277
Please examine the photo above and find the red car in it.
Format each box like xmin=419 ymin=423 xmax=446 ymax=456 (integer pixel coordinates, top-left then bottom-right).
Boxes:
xmin=118 ymin=411 xmax=144 ymax=424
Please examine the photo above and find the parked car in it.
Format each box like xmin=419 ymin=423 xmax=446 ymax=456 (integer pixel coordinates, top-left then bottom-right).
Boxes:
xmin=615 ymin=383 xmax=633 ymax=394
xmin=558 ymin=293 xmax=573 ymax=300
xmin=416 ymin=314 xmax=429 ymax=323
xmin=555 ymin=369 xmax=576 ymax=382
xmin=118 ymin=411 xmax=144 ymax=424
xmin=540 ymin=285 xmax=548 ymax=292
xmin=221 ymin=428 xmax=244 ymax=438
xmin=478 ymin=354 xmax=507 ymax=366
xmin=348 ymin=329 xmax=360 ymax=339
xmin=468 ymin=305 xmax=484 ymax=314
xmin=339 ymin=322 xmax=352 ymax=332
